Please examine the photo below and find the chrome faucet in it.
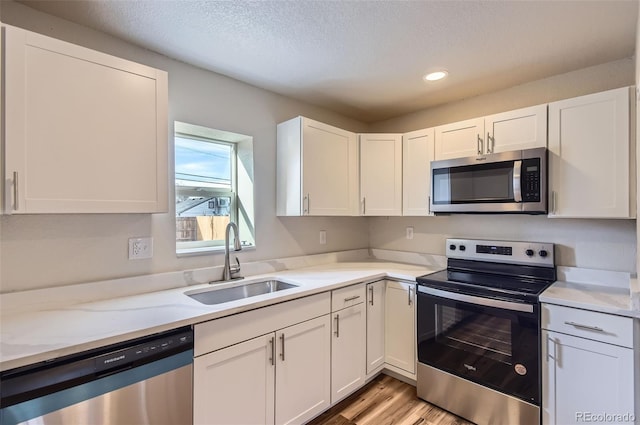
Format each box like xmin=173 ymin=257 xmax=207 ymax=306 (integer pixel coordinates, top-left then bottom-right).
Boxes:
xmin=222 ymin=222 xmax=243 ymax=281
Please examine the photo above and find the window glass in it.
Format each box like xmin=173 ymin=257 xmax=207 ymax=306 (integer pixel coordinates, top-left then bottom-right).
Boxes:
xmin=175 ymin=122 xmax=255 ymax=253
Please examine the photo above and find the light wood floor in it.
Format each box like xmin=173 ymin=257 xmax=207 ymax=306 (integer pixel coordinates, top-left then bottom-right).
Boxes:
xmin=308 ymin=374 xmax=474 ymax=425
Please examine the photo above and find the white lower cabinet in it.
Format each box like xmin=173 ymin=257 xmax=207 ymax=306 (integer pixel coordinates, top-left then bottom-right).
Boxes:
xmin=384 ymin=280 xmax=416 ymax=375
xmin=276 ymin=316 xmax=332 ymax=425
xmin=194 ymin=334 xmax=275 ymax=425
xmin=541 ymin=303 xmax=638 ymax=425
xmin=193 ymin=278 xmax=422 ymax=425
xmin=193 ymin=293 xmax=331 ymax=425
xmin=331 ymin=284 xmax=366 ymax=404
xmin=331 ymin=304 xmax=366 ymax=404
xmin=366 ymin=280 xmax=386 ymax=375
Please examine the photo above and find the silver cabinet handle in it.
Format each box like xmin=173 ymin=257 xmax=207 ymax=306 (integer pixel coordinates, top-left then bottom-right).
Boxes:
xmin=303 ymin=193 xmax=310 ymax=215
xmin=269 ymin=336 xmax=275 ymax=366
xmin=279 ymin=334 xmax=285 ymax=361
xmin=408 ymin=286 xmax=413 ymax=306
xmin=486 ymin=132 xmax=494 ymax=154
xmin=344 ymin=295 xmax=360 ymax=302
xmin=427 ymin=195 xmax=431 ymax=214
xmin=513 ymin=160 xmax=522 ymax=203
xmin=564 ymin=321 xmax=604 ymax=332
xmin=369 ymin=286 xmax=374 ymax=306
xmin=477 ymin=134 xmax=484 ymax=155
xmin=362 ymin=197 xmax=366 ymax=215
xmin=546 ymin=333 xmax=554 ymax=363
xmin=551 ymin=191 xmax=557 ymax=214
xmin=13 ymin=171 xmax=19 ymax=211
xmin=334 ymin=314 xmax=340 ymax=338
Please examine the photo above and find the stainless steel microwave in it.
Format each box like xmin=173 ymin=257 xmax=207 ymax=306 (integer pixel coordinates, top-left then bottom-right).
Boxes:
xmin=430 ymin=147 xmax=547 ymax=214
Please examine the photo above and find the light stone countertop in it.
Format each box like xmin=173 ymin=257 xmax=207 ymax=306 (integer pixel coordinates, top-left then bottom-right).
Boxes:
xmin=2 ymin=254 xmax=637 ymax=373
xmin=540 ymin=267 xmax=639 ymax=318
xmin=0 ymin=260 xmax=434 ymax=372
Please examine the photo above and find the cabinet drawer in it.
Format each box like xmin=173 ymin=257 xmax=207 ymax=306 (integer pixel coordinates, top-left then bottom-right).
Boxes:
xmin=332 ymin=283 xmax=365 ymax=312
xmin=541 ymin=303 xmax=634 ymax=348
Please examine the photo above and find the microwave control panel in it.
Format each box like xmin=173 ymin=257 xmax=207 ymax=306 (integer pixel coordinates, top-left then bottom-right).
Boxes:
xmin=521 ymin=158 xmax=540 ymax=202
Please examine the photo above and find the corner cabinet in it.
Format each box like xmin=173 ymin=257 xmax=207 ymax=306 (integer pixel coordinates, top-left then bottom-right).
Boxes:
xmin=402 ymin=128 xmax=434 ymax=216
xmin=2 ymin=24 xmax=168 ymax=214
xmin=276 ymin=117 xmax=358 ymax=216
xmin=359 ymin=133 xmax=402 ymax=216
xmin=366 ymin=280 xmax=386 ymax=376
xmin=548 ymin=87 xmax=635 ymax=218
xmin=384 ymin=280 xmax=416 ymax=376
xmin=434 ymin=104 xmax=547 ymax=160
xmin=541 ymin=303 xmax=638 ymax=425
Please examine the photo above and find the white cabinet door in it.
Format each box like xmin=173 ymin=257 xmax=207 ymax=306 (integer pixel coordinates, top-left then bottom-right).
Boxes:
xmin=542 ymin=330 xmax=636 ymax=425
xmin=434 ymin=117 xmax=484 ymax=160
xmin=276 ymin=117 xmax=358 ymax=216
xmin=359 ymin=133 xmax=402 ymax=216
xmin=331 ymin=304 xmax=366 ymax=404
xmin=3 ymin=25 xmax=168 ymax=214
xmin=275 ymin=315 xmax=331 ymax=425
xmin=484 ymin=104 xmax=547 ymax=154
xmin=402 ymin=128 xmax=435 ymax=216
xmin=193 ymin=334 xmax=275 ymax=425
xmin=384 ymin=280 xmax=416 ymax=375
xmin=548 ymin=87 xmax=633 ymax=218
xmin=366 ymin=280 xmax=386 ymax=375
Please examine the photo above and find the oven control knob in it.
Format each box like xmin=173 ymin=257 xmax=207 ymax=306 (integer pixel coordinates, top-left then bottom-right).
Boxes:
xmin=449 ymin=244 xmax=456 ymax=251
xmin=539 ymin=249 xmax=548 ymax=258
xmin=459 ymin=245 xmax=466 ymax=251
xmin=525 ymin=249 xmax=535 ymax=257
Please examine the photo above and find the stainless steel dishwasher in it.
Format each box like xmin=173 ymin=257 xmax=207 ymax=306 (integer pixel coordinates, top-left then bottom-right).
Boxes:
xmin=0 ymin=326 xmax=193 ymax=425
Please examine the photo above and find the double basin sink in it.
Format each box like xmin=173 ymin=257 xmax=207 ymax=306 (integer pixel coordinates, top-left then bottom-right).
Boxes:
xmin=185 ymin=280 xmax=298 ymax=305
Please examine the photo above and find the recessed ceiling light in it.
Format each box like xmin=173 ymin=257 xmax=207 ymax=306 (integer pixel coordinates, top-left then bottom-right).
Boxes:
xmin=424 ymin=70 xmax=448 ymax=81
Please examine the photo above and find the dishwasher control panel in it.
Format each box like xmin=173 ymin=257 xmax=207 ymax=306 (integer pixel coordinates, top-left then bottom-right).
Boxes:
xmin=95 ymin=329 xmax=193 ymax=373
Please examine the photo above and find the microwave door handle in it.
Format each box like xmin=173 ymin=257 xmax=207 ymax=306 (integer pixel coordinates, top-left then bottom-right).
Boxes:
xmin=513 ymin=160 xmax=522 ymax=202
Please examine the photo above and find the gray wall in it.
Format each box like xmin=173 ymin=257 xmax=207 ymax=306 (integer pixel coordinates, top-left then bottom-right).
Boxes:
xmin=369 ymin=60 xmax=637 ymax=274
xmin=0 ymin=1 xmax=637 ymax=293
xmin=0 ymin=2 xmax=370 ymax=292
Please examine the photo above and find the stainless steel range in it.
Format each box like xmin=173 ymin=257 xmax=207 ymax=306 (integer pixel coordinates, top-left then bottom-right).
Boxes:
xmin=416 ymin=238 xmax=556 ymax=425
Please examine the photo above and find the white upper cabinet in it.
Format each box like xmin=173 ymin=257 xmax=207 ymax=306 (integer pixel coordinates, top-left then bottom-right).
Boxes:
xmin=484 ymin=104 xmax=547 ymax=154
xmin=548 ymin=87 xmax=634 ymax=218
xmin=359 ymin=133 xmax=402 ymax=216
xmin=434 ymin=117 xmax=484 ymax=160
xmin=277 ymin=117 xmax=358 ymax=216
xmin=402 ymin=128 xmax=434 ymax=216
xmin=434 ymin=105 xmax=547 ymax=160
xmin=2 ymin=25 xmax=168 ymax=214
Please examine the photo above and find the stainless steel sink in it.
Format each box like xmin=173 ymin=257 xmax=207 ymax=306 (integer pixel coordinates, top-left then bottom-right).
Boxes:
xmin=185 ymin=280 xmax=298 ymax=305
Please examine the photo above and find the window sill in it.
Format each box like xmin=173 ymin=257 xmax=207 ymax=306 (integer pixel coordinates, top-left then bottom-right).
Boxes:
xmin=176 ymin=244 xmax=256 ymax=258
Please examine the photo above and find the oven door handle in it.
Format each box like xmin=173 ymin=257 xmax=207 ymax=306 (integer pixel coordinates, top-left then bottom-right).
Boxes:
xmin=417 ymin=285 xmax=534 ymax=313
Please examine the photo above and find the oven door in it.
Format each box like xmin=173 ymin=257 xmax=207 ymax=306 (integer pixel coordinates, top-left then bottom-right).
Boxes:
xmin=417 ymin=286 xmax=540 ymax=405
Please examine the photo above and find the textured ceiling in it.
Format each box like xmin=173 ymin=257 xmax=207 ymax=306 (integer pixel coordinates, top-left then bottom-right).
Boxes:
xmin=17 ymin=0 xmax=639 ymax=123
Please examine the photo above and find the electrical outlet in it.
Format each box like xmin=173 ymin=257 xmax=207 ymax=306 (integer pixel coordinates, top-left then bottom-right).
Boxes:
xmin=406 ymin=226 xmax=414 ymax=240
xmin=129 ymin=237 xmax=153 ymax=260
xmin=319 ymin=230 xmax=327 ymax=245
